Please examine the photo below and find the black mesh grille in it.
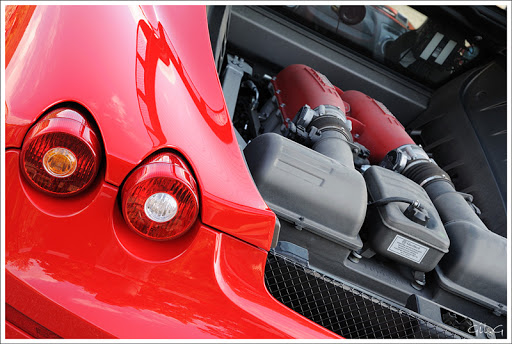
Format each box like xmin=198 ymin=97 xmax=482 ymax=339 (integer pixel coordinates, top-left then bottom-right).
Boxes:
xmin=265 ymin=252 xmax=467 ymax=339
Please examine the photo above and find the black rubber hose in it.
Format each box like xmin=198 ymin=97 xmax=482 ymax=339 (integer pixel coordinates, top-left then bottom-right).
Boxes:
xmin=423 ymin=179 xmax=486 ymax=229
xmin=402 ymin=161 xmax=454 ymax=188
xmin=367 ymin=196 xmax=423 ymax=210
xmin=402 ymin=161 xmax=485 ymax=229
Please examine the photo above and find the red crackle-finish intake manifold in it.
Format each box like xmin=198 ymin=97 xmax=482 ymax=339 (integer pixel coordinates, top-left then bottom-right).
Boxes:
xmin=271 ymin=64 xmax=414 ymax=164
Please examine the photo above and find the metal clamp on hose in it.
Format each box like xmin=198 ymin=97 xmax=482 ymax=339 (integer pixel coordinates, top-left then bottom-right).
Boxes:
xmin=283 ymin=104 xmax=355 ymax=166
xmin=381 ymin=144 xmax=430 ymax=173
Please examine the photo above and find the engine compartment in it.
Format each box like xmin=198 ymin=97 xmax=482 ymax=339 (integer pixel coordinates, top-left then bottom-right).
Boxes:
xmin=212 ymin=5 xmax=507 ymax=339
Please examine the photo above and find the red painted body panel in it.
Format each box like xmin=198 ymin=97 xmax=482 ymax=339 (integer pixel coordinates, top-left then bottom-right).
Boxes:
xmin=5 ymin=5 xmax=36 ymax=67
xmin=5 ymin=150 xmax=339 ymax=339
xmin=5 ymin=5 xmax=275 ymax=250
xmin=5 ymin=321 xmax=33 ymax=339
xmin=341 ymin=90 xmax=415 ymax=163
xmin=5 ymin=304 xmax=61 ymax=339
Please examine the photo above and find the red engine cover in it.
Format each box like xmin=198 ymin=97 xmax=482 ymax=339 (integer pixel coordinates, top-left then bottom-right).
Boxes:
xmin=340 ymin=90 xmax=415 ymax=164
xmin=272 ymin=64 xmax=349 ymax=122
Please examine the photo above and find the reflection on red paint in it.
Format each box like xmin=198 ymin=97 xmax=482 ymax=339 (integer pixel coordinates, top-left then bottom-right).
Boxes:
xmin=135 ymin=18 xmax=230 ymax=146
xmin=5 ymin=5 xmax=36 ymax=67
xmin=135 ymin=20 xmax=167 ymax=146
xmin=5 ymin=5 xmax=276 ymax=250
xmin=6 ymin=150 xmax=339 ymax=339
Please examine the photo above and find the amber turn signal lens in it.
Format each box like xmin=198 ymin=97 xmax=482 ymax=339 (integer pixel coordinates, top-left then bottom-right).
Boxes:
xmin=20 ymin=108 xmax=102 ymax=196
xmin=121 ymin=152 xmax=199 ymax=240
xmin=43 ymin=147 xmax=77 ymax=177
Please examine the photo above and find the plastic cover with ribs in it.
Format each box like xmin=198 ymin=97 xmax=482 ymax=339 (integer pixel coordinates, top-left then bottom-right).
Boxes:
xmin=244 ymin=133 xmax=367 ymax=251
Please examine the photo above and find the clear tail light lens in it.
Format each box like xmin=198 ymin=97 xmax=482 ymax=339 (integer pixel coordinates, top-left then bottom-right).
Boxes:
xmin=20 ymin=108 xmax=102 ymax=196
xmin=121 ymin=152 xmax=199 ymax=240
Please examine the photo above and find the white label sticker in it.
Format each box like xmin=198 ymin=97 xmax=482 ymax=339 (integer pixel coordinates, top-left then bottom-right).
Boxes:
xmin=387 ymin=235 xmax=429 ymax=264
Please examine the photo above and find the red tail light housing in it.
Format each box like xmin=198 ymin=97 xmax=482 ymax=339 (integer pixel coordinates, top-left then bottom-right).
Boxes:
xmin=20 ymin=108 xmax=102 ymax=196
xmin=121 ymin=152 xmax=200 ymax=240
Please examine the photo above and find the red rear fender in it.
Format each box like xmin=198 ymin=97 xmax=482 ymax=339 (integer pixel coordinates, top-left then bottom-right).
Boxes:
xmin=5 ymin=5 xmax=275 ymax=249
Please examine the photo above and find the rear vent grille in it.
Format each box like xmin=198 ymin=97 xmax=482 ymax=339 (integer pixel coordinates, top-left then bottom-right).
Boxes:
xmin=264 ymin=252 xmax=466 ymax=339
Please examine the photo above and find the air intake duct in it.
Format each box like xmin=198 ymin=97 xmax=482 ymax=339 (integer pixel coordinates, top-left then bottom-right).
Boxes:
xmin=339 ymin=86 xmax=506 ymax=314
xmin=402 ymin=159 xmax=507 ymax=313
xmin=373 ymin=119 xmax=507 ymax=315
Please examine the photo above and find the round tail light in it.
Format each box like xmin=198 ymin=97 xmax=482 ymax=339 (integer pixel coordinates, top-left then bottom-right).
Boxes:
xmin=20 ymin=108 xmax=102 ymax=196
xmin=121 ymin=152 xmax=199 ymax=240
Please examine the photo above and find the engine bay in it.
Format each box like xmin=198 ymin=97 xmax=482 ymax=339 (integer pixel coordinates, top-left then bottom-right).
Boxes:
xmin=213 ymin=5 xmax=507 ymax=339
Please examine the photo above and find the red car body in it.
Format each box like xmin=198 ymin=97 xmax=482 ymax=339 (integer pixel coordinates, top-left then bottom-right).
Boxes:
xmin=4 ymin=5 xmax=341 ymax=339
